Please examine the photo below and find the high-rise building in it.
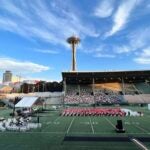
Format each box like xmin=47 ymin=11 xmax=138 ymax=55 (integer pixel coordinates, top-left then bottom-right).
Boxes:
xmin=3 ymin=71 xmax=12 ymax=83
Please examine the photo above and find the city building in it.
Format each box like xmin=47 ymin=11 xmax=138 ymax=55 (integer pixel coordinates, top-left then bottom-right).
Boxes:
xmin=3 ymin=71 xmax=12 ymax=83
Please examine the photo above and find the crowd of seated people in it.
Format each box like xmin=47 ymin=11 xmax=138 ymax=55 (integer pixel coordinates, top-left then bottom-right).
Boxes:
xmin=64 ymin=85 xmax=80 ymax=104
xmin=64 ymin=85 xmax=123 ymax=104
xmin=80 ymin=85 xmax=94 ymax=104
xmin=64 ymin=85 xmax=94 ymax=104
xmin=64 ymin=91 xmax=81 ymax=104
xmin=61 ymin=108 xmax=126 ymax=117
xmin=94 ymin=89 xmax=123 ymax=104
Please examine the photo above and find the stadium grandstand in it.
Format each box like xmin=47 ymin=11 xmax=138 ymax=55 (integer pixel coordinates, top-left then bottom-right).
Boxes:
xmin=62 ymin=70 xmax=150 ymax=105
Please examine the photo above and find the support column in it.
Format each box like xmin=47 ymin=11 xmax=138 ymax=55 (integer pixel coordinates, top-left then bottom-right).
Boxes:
xmin=63 ymin=78 xmax=66 ymax=107
xmin=122 ymin=77 xmax=125 ymax=95
xmin=78 ymin=84 xmax=80 ymax=104
xmin=92 ymin=78 xmax=95 ymax=106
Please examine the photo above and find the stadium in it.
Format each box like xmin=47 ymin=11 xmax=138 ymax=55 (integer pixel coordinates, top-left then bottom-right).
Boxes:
xmin=0 ymin=35 xmax=150 ymax=150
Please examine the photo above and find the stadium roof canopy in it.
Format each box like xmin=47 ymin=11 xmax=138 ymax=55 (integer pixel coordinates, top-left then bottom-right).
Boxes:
xmin=15 ymin=96 xmax=39 ymax=108
xmin=62 ymin=70 xmax=150 ymax=84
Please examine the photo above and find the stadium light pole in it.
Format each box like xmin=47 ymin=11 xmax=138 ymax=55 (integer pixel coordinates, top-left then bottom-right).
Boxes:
xmin=67 ymin=36 xmax=80 ymax=71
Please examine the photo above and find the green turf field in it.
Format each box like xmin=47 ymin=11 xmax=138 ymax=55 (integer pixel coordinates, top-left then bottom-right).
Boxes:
xmin=0 ymin=106 xmax=150 ymax=150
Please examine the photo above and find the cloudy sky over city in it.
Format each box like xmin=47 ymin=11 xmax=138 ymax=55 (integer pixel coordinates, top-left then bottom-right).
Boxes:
xmin=0 ymin=0 xmax=150 ymax=81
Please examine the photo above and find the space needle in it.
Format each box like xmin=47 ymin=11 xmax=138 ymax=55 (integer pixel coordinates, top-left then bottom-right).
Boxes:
xmin=67 ymin=36 xmax=80 ymax=71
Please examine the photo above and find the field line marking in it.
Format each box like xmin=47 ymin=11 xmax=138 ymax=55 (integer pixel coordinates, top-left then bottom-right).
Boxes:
xmin=43 ymin=116 xmax=61 ymax=131
xmin=134 ymin=125 xmax=149 ymax=133
xmin=131 ymin=138 xmax=149 ymax=150
xmin=53 ymin=116 xmax=61 ymax=122
xmin=104 ymin=117 xmax=115 ymax=128
xmin=89 ymin=117 xmax=94 ymax=134
xmin=137 ymin=118 xmax=150 ymax=126
xmin=46 ymin=116 xmax=60 ymax=125
xmin=66 ymin=117 xmax=75 ymax=134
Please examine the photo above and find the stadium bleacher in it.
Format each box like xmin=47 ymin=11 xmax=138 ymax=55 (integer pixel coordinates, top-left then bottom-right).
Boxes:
xmin=64 ymin=84 xmax=124 ymax=104
xmin=62 ymin=71 xmax=150 ymax=105
xmin=124 ymin=83 xmax=138 ymax=95
xmin=80 ymin=85 xmax=94 ymax=104
xmin=64 ymin=85 xmax=80 ymax=104
xmin=134 ymin=82 xmax=150 ymax=94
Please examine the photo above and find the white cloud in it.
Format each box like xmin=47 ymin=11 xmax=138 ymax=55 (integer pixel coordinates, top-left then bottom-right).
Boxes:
xmin=115 ymin=46 xmax=131 ymax=54
xmin=113 ymin=27 xmax=150 ymax=58
xmin=113 ymin=26 xmax=150 ymax=55
xmin=81 ymin=44 xmax=116 ymax=58
xmin=34 ymin=49 xmax=59 ymax=54
xmin=94 ymin=0 xmax=114 ymax=18
xmin=134 ymin=57 xmax=150 ymax=64
xmin=0 ymin=1 xmax=29 ymax=21
xmin=22 ymin=76 xmax=52 ymax=82
xmin=94 ymin=53 xmax=115 ymax=58
xmin=134 ymin=48 xmax=150 ymax=64
xmin=147 ymin=3 xmax=150 ymax=8
xmin=129 ymin=27 xmax=150 ymax=50
xmin=0 ymin=0 xmax=99 ymax=48
xmin=0 ymin=57 xmax=50 ymax=73
xmin=106 ymin=0 xmax=140 ymax=37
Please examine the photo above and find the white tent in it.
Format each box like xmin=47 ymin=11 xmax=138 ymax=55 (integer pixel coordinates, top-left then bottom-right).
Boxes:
xmin=15 ymin=96 xmax=39 ymax=108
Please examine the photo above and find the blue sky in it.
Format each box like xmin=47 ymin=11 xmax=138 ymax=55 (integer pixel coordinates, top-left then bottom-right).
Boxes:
xmin=0 ymin=0 xmax=150 ymax=82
